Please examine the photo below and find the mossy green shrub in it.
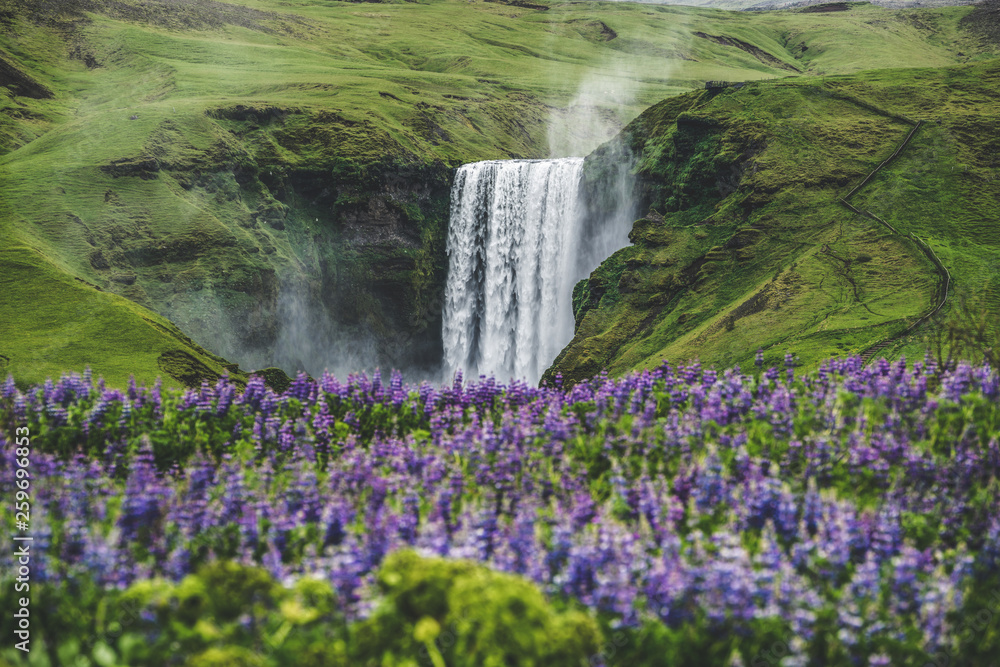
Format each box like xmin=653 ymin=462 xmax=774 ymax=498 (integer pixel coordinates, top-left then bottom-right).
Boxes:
xmin=0 ymin=553 xmax=606 ymax=667
xmin=23 ymin=561 xmax=348 ymax=667
xmin=354 ymin=549 xmax=601 ymax=667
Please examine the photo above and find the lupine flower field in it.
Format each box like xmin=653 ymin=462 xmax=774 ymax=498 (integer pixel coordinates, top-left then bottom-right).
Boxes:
xmin=2 ymin=355 xmax=1000 ymax=666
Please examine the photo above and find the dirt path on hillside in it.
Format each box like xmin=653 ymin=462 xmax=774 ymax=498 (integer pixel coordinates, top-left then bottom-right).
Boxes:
xmin=827 ymin=119 xmax=952 ymax=365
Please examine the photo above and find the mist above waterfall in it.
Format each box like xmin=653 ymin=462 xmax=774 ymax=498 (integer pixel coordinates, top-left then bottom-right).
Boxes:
xmin=547 ymin=62 xmax=639 ymax=159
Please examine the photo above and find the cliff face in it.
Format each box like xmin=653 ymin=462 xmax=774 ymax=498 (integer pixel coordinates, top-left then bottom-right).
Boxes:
xmin=547 ymin=60 xmax=1000 ymax=384
xmin=152 ymin=153 xmax=455 ymax=380
xmin=0 ymin=7 xmax=542 ymax=385
xmin=97 ymin=108 xmax=458 ymax=378
xmin=3 ymin=90 xmax=458 ymax=383
xmin=256 ymin=159 xmax=453 ymax=378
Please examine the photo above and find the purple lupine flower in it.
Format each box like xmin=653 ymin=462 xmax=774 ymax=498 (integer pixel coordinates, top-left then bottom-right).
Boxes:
xmin=2 ymin=374 xmax=17 ymax=399
xmin=3 ymin=354 xmax=998 ymax=644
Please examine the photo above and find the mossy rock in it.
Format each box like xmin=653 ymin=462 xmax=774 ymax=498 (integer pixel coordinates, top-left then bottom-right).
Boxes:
xmin=253 ymin=366 xmax=292 ymax=393
xmin=157 ymin=350 xmax=221 ymax=388
xmin=354 ymin=549 xmax=602 ymax=667
xmin=184 ymin=647 xmax=266 ymax=667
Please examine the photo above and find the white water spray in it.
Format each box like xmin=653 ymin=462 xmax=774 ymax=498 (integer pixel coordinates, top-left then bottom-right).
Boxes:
xmin=442 ymin=158 xmax=588 ymax=384
xmin=547 ymin=65 xmax=638 ymax=159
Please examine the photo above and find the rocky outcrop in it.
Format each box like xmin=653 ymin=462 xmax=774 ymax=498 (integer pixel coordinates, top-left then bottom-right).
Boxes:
xmin=961 ymin=0 xmax=1000 ymax=46
xmin=84 ymin=107 xmax=455 ymax=378
xmin=0 ymin=51 xmax=52 ymax=98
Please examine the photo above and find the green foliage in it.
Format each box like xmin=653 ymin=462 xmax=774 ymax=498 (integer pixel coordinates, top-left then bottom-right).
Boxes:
xmin=17 ymin=377 xmax=439 ymax=474
xmin=252 ymin=368 xmax=292 ymax=393
xmin=945 ymin=573 xmax=1000 ymax=667
xmin=587 ymin=615 xmax=789 ymax=667
xmin=0 ymin=245 xmax=239 ymax=390
xmin=354 ymin=549 xmax=601 ymax=667
xmin=184 ymin=647 xmax=266 ymax=667
xmin=902 ymin=511 xmax=940 ymax=551
xmin=0 ymin=554 xmax=610 ymax=667
xmin=0 ymin=561 xmax=347 ymax=667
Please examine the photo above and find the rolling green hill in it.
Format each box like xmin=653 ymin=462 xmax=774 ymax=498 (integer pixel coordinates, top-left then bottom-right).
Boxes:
xmin=0 ymin=0 xmax=995 ymax=386
xmin=547 ymin=55 xmax=1000 ymax=383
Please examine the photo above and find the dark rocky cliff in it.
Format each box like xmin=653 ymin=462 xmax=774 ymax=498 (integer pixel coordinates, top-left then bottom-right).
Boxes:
xmin=91 ymin=106 xmax=457 ymax=378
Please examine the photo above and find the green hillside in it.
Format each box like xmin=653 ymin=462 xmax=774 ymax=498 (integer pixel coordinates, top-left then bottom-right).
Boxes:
xmin=547 ymin=55 xmax=1000 ymax=383
xmin=0 ymin=243 xmax=241 ymax=389
xmin=0 ymin=0 xmax=995 ymax=386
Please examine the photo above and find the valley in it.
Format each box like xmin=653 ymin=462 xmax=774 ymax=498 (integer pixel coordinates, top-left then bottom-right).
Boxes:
xmin=3 ymin=3 xmax=1000 ymax=665
xmin=0 ymin=0 xmax=997 ymax=387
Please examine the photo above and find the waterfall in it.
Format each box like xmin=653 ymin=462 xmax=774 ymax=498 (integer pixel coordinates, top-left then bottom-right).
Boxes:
xmin=442 ymin=158 xmax=588 ymax=384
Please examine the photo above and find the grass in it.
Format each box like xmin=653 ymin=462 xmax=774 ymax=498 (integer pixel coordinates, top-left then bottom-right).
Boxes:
xmin=0 ymin=243 xmax=238 ymax=389
xmin=0 ymin=0 xmax=995 ymax=386
xmin=548 ymin=57 xmax=1000 ymax=384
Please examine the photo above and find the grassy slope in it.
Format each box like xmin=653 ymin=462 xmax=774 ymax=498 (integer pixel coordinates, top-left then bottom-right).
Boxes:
xmin=0 ymin=244 xmax=239 ymax=389
xmin=0 ymin=0 xmax=989 ymax=387
xmin=548 ymin=56 xmax=1000 ymax=383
